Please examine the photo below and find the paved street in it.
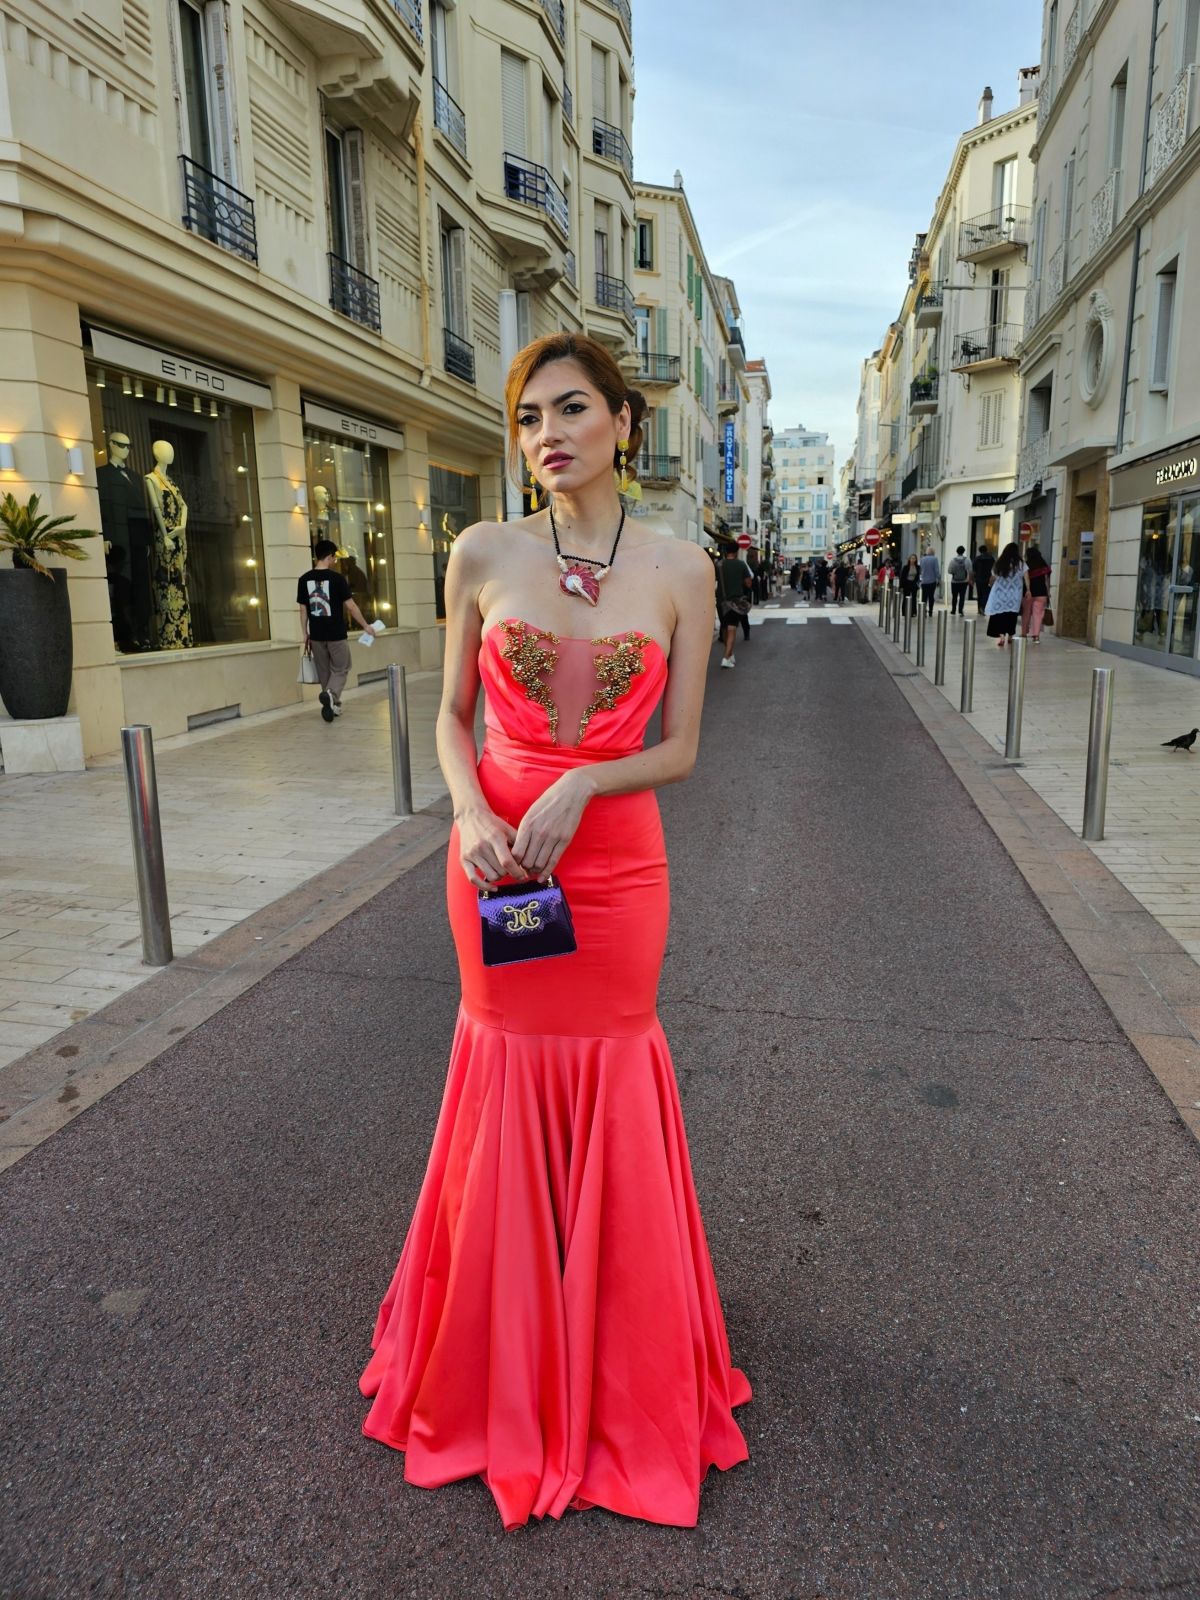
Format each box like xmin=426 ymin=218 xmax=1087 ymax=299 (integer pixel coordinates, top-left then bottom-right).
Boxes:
xmin=3 ymin=614 xmax=1199 ymax=1600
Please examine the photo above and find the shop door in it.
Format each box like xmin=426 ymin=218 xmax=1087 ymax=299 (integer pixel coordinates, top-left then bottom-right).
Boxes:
xmin=970 ymin=515 xmax=999 ymax=558
xmin=1167 ymin=493 xmax=1200 ymax=659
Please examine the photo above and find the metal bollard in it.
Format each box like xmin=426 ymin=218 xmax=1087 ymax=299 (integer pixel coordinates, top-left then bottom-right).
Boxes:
xmin=1082 ymin=666 xmax=1115 ymax=841
xmin=960 ymin=616 xmax=977 ymax=712
xmin=1004 ymin=636 xmax=1027 ymax=759
xmin=934 ymin=610 xmax=948 ymax=686
xmin=121 ymin=725 xmax=173 ymax=967
xmin=916 ymin=606 xmax=927 ymax=667
xmin=902 ymin=603 xmax=913 ymax=652
xmin=891 ymin=590 xmax=901 ymax=643
xmin=878 ymin=587 xmax=886 ymax=629
xmin=388 ymin=662 xmax=414 ymax=817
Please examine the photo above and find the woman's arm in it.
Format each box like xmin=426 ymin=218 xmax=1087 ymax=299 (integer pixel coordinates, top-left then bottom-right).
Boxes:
xmin=512 ymin=542 xmax=714 ymax=878
xmin=437 ymin=526 xmax=523 ymax=887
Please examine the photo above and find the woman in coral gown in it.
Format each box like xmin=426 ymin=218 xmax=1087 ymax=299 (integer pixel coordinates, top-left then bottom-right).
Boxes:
xmin=360 ymin=332 xmax=750 ymax=1529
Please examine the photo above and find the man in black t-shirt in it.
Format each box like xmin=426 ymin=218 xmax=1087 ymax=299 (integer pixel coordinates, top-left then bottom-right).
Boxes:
xmin=296 ymin=539 xmax=376 ymax=722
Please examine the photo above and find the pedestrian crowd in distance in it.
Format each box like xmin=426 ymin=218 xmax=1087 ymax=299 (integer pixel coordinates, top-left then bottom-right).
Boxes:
xmin=877 ymin=540 xmax=1054 ymax=646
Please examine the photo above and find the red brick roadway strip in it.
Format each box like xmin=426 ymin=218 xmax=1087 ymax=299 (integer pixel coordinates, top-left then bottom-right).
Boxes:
xmin=1 ymin=612 xmax=1198 ymax=1599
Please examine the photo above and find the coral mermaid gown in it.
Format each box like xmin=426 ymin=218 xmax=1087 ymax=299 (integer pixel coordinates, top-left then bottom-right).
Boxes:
xmin=360 ymin=618 xmax=751 ymax=1528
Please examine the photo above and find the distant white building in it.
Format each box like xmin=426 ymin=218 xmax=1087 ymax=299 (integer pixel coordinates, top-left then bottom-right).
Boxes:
xmin=774 ymin=428 xmax=836 ymax=561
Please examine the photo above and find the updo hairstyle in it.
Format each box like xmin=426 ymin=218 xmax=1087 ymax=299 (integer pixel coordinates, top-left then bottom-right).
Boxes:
xmin=504 ymin=331 xmax=646 ymax=490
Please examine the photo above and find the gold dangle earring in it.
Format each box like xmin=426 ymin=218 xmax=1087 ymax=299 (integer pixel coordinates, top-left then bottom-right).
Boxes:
xmin=528 ymin=472 xmax=540 ymax=511
xmin=618 ymin=438 xmax=630 ymax=494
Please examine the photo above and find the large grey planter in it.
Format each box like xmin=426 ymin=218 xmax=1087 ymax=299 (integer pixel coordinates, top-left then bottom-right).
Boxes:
xmin=0 ymin=566 xmax=74 ymax=720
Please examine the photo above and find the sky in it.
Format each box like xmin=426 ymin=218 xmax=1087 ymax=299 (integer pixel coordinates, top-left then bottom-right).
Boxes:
xmin=632 ymin=0 xmax=1046 ymax=471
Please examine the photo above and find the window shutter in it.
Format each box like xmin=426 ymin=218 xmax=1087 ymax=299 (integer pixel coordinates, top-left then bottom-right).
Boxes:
xmin=591 ymin=44 xmax=608 ymax=122
xmin=695 ymin=275 xmax=703 ymax=323
xmin=655 ymin=306 xmax=668 ymax=354
xmin=1153 ymin=271 xmax=1177 ymax=387
xmin=343 ymin=129 xmax=369 ymax=272
xmin=501 ymin=51 xmax=527 ymax=156
xmin=695 ymin=345 xmax=702 ymax=394
xmin=687 ymin=253 xmax=694 ymax=306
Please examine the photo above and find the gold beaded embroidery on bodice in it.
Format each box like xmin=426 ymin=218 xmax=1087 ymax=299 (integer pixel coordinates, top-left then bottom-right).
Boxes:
xmin=495 ymin=619 xmax=652 ymax=749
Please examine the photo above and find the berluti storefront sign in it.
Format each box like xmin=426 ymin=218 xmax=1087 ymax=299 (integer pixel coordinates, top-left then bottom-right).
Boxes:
xmin=1110 ymin=442 xmax=1200 ymax=508
xmin=89 ymin=328 xmax=274 ymax=409
xmin=303 ymin=399 xmax=405 ymax=452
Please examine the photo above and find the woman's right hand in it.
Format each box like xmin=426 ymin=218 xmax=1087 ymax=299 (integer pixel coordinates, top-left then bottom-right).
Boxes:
xmin=456 ymin=804 xmax=523 ymax=888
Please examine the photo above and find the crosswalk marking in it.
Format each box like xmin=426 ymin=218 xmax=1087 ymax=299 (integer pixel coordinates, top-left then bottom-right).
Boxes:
xmin=748 ymin=611 xmax=855 ymax=626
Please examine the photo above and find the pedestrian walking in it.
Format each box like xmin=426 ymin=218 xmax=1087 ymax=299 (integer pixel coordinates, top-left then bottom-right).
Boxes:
xmin=972 ymin=546 xmax=995 ymax=615
xmin=296 ymin=538 xmax=377 ymax=722
xmin=898 ymin=552 xmax=921 ymax=617
xmin=813 ymin=556 xmax=829 ymax=603
xmin=800 ymin=562 xmax=812 ymax=601
xmin=984 ymin=540 xmax=1026 ymax=647
xmin=947 ymin=545 xmax=971 ymax=616
xmin=854 ymin=557 xmax=868 ymax=603
xmin=1021 ymin=544 xmax=1053 ymax=643
xmin=716 ymin=541 xmax=754 ymax=668
xmin=358 ymin=330 xmax=749 ymax=1528
xmin=789 ymin=558 xmax=801 ymax=592
xmin=918 ymin=545 xmax=940 ymax=616
xmin=832 ymin=559 xmax=847 ymax=604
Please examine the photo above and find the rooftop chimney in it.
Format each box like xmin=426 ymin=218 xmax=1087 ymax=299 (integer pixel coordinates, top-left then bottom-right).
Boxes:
xmin=978 ymin=86 xmax=994 ymax=125
xmin=1018 ymin=65 xmax=1041 ymax=105
xmin=673 ymin=169 xmax=684 ymax=189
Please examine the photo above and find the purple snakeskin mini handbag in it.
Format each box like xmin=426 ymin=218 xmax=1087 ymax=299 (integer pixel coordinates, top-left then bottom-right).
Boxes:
xmin=479 ymin=877 xmax=577 ymax=966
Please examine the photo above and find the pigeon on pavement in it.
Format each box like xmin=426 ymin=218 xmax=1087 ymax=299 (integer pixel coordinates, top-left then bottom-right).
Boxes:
xmin=1161 ymin=728 xmax=1198 ymax=752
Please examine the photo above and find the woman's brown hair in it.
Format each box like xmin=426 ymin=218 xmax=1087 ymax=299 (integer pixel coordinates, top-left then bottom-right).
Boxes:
xmin=504 ymin=331 xmax=646 ymax=489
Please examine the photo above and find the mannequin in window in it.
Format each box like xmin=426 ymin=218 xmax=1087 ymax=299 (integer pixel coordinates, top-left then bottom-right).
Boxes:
xmin=311 ymin=483 xmax=339 ymax=545
xmin=145 ymin=439 xmax=193 ymax=649
xmin=97 ymin=430 xmax=155 ymax=651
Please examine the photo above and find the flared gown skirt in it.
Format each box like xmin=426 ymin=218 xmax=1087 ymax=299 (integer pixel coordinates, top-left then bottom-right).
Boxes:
xmin=359 ymin=735 xmax=751 ymax=1528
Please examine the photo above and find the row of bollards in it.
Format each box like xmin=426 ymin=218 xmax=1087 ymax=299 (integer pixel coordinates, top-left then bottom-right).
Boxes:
xmin=119 ymin=663 xmax=417 ymax=970
xmin=877 ymin=595 xmax=1114 ymax=840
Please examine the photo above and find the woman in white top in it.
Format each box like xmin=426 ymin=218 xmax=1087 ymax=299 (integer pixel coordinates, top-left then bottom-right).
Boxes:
xmin=984 ymin=542 xmax=1027 ymax=648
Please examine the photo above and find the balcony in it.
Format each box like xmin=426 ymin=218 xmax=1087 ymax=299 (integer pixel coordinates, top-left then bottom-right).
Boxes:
xmin=180 ymin=157 xmax=258 ymax=263
xmin=1064 ymin=0 xmax=1083 ymax=73
xmin=637 ymin=351 xmax=680 ymax=384
xmin=1046 ymin=241 xmax=1066 ymax=303
xmin=909 ymin=371 xmax=939 ymax=414
xmin=443 ymin=326 xmax=476 ymax=384
xmin=957 ymin=204 xmax=1032 ymax=263
xmin=1024 ymin=278 xmax=1042 ymax=337
xmin=329 ymin=252 xmax=381 ymax=331
xmin=727 ymin=324 xmax=747 ymax=370
xmin=595 ymin=271 xmax=635 ymax=322
xmin=1038 ymin=65 xmax=1057 ymax=134
xmin=717 ymin=381 xmax=739 ymax=415
xmin=500 ymin=152 xmax=569 ymax=237
xmin=591 ymin=118 xmax=633 ymax=184
xmin=901 ymin=453 xmax=937 ymax=503
xmin=915 ymin=287 xmax=943 ymax=327
xmin=539 ymin=0 xmax=566 ymax=46
xmin=1089 ymin=168 xmax=1120 ymax=257
xmin=1149 ymin=65 xmax=1197 ymax=185
xmin=637 ymin=453 xmax=680 ymax=484
xmin=564 ymin=249 xmax=576 ymax=287
xmin=431 ymin=76 xmax=467 ymax=158
xmin=1018 ymin=430 xmax=1050 ymax=491
xmin=270 ymin=0 xmax=423 ymax=134
xmin=603 ymin=0 xmax=632 ymax=41
xmin=563 ymin=82 xmax=573 ymax=126
xmin=950 ymin=323 xmax=1021 ymax=370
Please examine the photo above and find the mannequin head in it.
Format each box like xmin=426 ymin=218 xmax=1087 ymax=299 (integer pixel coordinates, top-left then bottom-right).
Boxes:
xmin=313 ymin=485 xmax=331 ymax=515
xmin=108 ymin=432 xmax=131 ymax=467
xmin=152 ymin=439 xmax=175 ymax=470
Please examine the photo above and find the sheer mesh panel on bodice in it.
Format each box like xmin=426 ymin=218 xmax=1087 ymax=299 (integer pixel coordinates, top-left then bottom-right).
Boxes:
xmin=481 ymin=620 xmax=666 ymax=755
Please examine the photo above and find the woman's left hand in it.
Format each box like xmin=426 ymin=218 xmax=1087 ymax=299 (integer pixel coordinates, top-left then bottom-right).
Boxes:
xmin=512 ymin=770 xmax=593 ymax=879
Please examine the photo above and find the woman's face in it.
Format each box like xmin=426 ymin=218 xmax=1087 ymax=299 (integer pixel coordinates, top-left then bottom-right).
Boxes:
xmin=516 ymin=359 xmax=630 ymax=496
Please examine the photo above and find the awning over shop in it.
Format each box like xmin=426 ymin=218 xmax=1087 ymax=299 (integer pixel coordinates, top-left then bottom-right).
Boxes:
xmin=1005 ymin=480 xmax=1041 ymax=509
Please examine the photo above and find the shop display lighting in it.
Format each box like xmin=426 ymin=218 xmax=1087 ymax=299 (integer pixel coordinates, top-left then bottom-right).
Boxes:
xmin=193 ymin=396 xmax=202 ymax=414
xmin=209 ymin=400 xmax=218 ymax=418
xmin=156 ymin=385 xmax=165 ymax=403
xmin=95 ymin=368 xmax=106 ymax=389
xmin=121 ymin=374 xmax=133 ymax=396
xmin=245 ymin=558 xmax=257 ymax=567
xmin=167 ymin=388 xmax=178 ymax=408
xmin=134 ymin=379 xmax=144 ymax=399
xmin=241 ymin=514 xmax=252 ymax=523
xmin=236 ymin=464 xmax=247 ymax=474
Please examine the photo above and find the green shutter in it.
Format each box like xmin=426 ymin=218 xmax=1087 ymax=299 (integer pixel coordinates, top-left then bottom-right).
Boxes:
xmin=695 ymin=276 xmax=703 ymax=323
xmin=687 ymin=253 xmax=694 ymax=305
xmin=694 ymin=345 xmax=702 ymax=393
xmin=655 ymin=306 xmax=668 ymax=355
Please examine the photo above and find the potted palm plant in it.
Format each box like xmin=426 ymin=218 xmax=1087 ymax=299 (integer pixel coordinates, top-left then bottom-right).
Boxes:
xmin=0 ymin=493 xmax=99 ymax=720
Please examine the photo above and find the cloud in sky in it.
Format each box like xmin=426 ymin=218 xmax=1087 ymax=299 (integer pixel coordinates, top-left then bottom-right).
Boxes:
xmin=631 ymin=0 xmax=1046 ymax=469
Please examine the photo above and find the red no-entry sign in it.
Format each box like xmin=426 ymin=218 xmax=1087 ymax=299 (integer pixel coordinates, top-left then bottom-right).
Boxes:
xmin=736 ymin=533 xmax=752 ymax=549
xmin=864 ymin=528 xmax=883 ymax=548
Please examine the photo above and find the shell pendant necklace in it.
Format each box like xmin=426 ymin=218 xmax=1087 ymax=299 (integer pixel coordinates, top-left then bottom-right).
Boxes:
xmin=550 ymin=503 xmax=625 ymax=606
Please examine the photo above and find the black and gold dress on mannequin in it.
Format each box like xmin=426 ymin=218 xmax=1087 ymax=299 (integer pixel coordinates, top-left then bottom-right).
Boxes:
xmin=148 ymin=472 xmax=193 ymax=649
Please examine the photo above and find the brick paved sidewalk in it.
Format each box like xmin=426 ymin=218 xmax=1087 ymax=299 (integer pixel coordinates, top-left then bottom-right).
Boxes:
xmin=0 ymin=672 xmax=448 ymax=1074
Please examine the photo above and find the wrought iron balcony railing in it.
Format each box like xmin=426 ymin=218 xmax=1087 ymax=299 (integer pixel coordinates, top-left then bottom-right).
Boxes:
xmin=389 ymin=0 xmax=423 ymax=42
xmin=539 ymin=0 xmax=566 ymax=45
xmin=915 ymin=287 xmax=943 ymax=326
xmin=563 ymin=83 xmax=573 ymax=125
xmin=957 ymin=204 xmax=1032 ymax=261
xmin=502 ymin=152 xmax=569 ymax=236
xmin=595 ymin=271 xmax=635 ymax=322
xmin=443 ymin=326 xmax=476 ymax=384
xmin=1019 ymin=430 xmax=1050 ymax=490
xmin=637 ymin=453 xmax=681 ymax=483
xmin=329 ymin=253 xmax=381 ymax=332
xmin=433 ymin=77 xmax=467 ymax=158
xmin=909 ymin=372 xmax=939 ymax=411
xmin=950 ymin=323 xmax=1021 ymax=369
xmin=637 ymin=351 xmax=681 ymax=384
xmin=180 ymin=156 xmax=258 ymax=263
xmin=1149 ymin=64 xmax=1197 ymax=184
xmin=564 ymin=249 xmax=577 ymax=287
xmin=1089 ymin=168 xmax=1120 ymax=256
xmin=591 ymin=117 xmax=633 ymax=182
xmin=1046 ymin=241 xmax=1066 ymax=302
